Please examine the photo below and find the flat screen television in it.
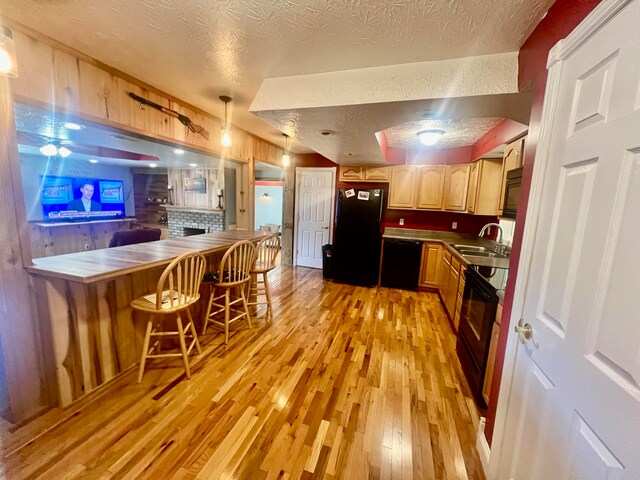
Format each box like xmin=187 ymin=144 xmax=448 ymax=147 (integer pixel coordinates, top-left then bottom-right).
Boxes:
xmin=40 ymin=175 xmax=126 ymax=222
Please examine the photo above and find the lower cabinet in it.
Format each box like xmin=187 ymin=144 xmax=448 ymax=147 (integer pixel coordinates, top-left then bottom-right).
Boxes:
xmin=435 ymin=248 xmax=467 ymax=332
xmin=482 ymin=302 xmax=503 ymax=405
xmin=419 ymin=242 xmax=442 ymax=288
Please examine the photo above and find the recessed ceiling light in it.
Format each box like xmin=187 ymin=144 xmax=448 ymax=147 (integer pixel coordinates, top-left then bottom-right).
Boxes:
xmin=189 ymin=163 xmax=198 ymax=167
xmin=319 ymin=129 xmax=335 ymax=136
xmin=149 ymin=162 xmax=158 ymax=168
xmin=63 ymin=122 xmax=83 ymax=130
xmin=88 ymin=159 xmax=99 ymax=164
xmin=173 ymin=148 xmax=185 ymax=155
xmin=417 ymin=129 xmax=445 ymax=146
xmin=57 ymin=146 xmax=72 ymax=158
xmin=39 ymin=144 xmax=58 ymax=156
xmin=344 ymin=152 xmax=356 ymax=156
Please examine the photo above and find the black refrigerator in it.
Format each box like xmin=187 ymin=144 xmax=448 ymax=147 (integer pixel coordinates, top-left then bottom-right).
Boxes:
xmin=332 ymin=188 xmax=383 ymax=287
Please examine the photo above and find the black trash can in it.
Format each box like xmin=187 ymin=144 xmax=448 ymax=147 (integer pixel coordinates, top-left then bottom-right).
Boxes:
xmin=322 ymin=244 xmax=333 ymax=279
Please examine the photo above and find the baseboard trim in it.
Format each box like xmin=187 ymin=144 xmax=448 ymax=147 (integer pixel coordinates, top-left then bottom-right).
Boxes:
xmin=476 ymin=416 xmax=491 ymax=477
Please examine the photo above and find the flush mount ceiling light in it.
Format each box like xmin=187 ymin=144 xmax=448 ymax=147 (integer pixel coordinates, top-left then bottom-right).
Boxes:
xmin=417 ymin=129 xmax=445 ymax=146
xmin=189 ymin=163 xmax=198 ymax=167
xmin=0 ymin=26 xmax=18 ymax=78
xmin=281 ymin=133 xmax=290 ymax=168
xmin=219 ymin=96 xmax=232 ymax=148
xmin=88 ymin=159 xmax=99 ymax=164
xmin=173 ymin=148 xmax=185 ymax=155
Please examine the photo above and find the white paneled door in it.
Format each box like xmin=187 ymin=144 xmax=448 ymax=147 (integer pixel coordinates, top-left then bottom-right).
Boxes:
xmin=294 ymin=168 xmax=335 ymax=268
xmin=492 ymin=1 xmax=640 ymax=479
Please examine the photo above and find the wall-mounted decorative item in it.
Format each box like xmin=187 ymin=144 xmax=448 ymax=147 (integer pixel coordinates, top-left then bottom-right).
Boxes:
xmin=184 ymin=175 xmax=206 ymax=193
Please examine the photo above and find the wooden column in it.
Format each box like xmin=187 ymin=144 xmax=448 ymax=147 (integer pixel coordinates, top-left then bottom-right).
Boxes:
xmin=281 ymin=159 xmax=295 ymax=265
xmin=0 ymin=75 xmax=49 ymax=421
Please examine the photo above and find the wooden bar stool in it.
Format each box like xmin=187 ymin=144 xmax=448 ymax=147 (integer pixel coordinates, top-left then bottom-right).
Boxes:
xmin=202 ymin=240 xmax=256 ymax=344
xmin=131 ymin=251 xmax=206 ymax=383
xmin=247 ymin=233 xmax=280 ymax=320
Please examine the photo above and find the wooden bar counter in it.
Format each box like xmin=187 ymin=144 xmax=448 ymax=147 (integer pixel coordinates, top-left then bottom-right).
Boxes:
xmin=27 ymin=230 xmax=268 ymax=408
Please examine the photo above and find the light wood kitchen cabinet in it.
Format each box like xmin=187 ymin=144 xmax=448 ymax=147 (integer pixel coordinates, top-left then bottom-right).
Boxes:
xmin=443 ymin=164 xmax=471 ymax=211
xmin=339 ymin=166 xmax=364 ymax=182
xmin=388 ymin=165 xmax=418 ymax=209
xmin=467 ymin=159 xmax=503 ymax=215
xmin=364 ymin=166 xmax=389 ymax=182
xmin=416 ymin=165 xmax=446 ymax=209
xmin=445 ymin=256 xmax=461 ymax=318
xmin=498 ymin=137 xmax=525 ymax=216
xmin=438 ymin=249 xmax=451 ymax=298
xmin=419 ymin=242 xmax=442 ymax=288
xmin=453 ymin=267 xmax=466 ymax=331
xmin=339 ymin=165 xmax=390 ymax=182
xmin=482 ymin=302 xmax=503 ymax=405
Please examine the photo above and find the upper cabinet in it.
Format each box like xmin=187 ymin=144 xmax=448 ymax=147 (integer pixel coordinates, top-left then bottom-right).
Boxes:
xmin=443 ymin=164 xmax=471 ymax=211
xmin=498 ymin=137 xmax=525 ymax=216
xmin=466 ymin=159 xmax=503 ymax=215
xmin=338 ymin=165 xmax=390 ymax=182
xmin=389 ymin=164 xmax=471 ymax=211
xmin=388 ymin=165 xmax=418 ymax=208
xmin=416 ymin=166 xmax=446 ymax=210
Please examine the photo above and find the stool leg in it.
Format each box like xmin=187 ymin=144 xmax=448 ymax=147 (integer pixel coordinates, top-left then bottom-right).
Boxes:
xmin=240 ymin=283 xmax=252 ymax=328
xmin=138 ymin=317 xmax=153 ymax=384
xmin=203 ymin=285 xmax=214 ymax=336
xmin=186 ymin=308 xmax=202 ymax=354
xmin=263 ymin=272 xmax=273 ymax=320
xmin=176 ymin=313 xmax=191 ymax=379
xmin=224 ymin=288 xmax=230 ymax=344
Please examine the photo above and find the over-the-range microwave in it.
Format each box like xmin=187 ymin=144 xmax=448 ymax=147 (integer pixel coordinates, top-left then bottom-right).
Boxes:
xmin=502 ymin=167 xmax=523 ymax=219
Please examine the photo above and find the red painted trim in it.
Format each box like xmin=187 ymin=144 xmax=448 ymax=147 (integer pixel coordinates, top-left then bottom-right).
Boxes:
xmin=470 ymin=119 xmax=528 ymax=161
xmin=255 ymin=180 xmax=284 ymax=187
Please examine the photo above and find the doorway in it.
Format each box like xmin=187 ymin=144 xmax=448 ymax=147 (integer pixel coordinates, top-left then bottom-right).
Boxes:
xmin=254 ymin=161 xmax=284 ymax=233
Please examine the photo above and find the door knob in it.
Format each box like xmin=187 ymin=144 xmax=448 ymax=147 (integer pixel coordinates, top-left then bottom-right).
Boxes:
xmin=322 ymin=226 xmax=329 ymax=229
xmin=514 ymin=318 xmax=539 ymax=348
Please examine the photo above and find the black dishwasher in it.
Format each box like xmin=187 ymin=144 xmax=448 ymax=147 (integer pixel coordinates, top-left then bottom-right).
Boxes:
xmin=380 ymin=238 xmax=422 ymax=290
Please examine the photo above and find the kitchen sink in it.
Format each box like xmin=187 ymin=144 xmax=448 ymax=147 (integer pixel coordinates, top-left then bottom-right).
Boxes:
xmin=451 ymin=244 xmax=509 ymax=259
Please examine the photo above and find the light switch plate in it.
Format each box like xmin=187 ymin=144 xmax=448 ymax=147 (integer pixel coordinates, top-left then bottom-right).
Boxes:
xmin=399 ymin=218 xmax=405 ymax=226
xmin=452 ymin=222 xmax=457 ymax=229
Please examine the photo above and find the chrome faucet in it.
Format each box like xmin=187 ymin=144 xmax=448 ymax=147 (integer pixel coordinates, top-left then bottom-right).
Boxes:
xmin=479 ymin=223 xmax=504 ymax=245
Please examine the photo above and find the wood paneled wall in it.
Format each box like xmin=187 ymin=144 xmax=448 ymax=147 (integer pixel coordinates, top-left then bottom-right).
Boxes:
xmin=167 ymin=168 xmax=224 ymax=209
xmin=5 ymin=19 xmax=284 ymax=166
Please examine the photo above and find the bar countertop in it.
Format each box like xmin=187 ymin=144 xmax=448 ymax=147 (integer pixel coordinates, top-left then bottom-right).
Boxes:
xmin=26 ymin=230 xmax=268 ymax=284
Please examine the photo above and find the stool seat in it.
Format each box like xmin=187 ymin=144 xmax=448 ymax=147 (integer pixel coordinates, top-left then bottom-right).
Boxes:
xmin=131 ymin=251 xmax=206 ymax=383
xmin=203 ymin=240 xmax=256 ymax=344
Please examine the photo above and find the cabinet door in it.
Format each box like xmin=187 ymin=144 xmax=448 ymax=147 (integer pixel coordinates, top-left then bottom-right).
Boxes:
xmin=454 ymin=265 xmax=466 ymax=330
xmin=419 ymin=242 xmax=442 ymax=287
xmin=388 ymin=165 xmax=417 ymax=209
xmin=498 ymin=137 xmax=525 ymax=215
xmin=466 ymin=161 xmax=480 ymax=213
xmin=364 ymin=166 xmax=389 ymax=182
xmin=339 ymin=166 xmax=364 ymax=182
xmin=444 ymin=164 xmax=471 ymax=211
xmin=482 ymin=306 xmax=502 ymax=405
xmin=417 ymin=165 xmax=446 ymax=210
xmin=446 ymin=262 xmax=459 ymax=318
xmin=438 ymin=252 xmax=450 ymax=299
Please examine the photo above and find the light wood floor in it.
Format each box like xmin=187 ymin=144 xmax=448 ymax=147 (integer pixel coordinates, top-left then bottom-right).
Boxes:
xmin=1 ymin=266 xmax=485 ymax=479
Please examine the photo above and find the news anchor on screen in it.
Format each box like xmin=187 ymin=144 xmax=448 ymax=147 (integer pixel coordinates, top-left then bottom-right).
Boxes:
xmin=67 ymin=181 xmax=102 ymax=212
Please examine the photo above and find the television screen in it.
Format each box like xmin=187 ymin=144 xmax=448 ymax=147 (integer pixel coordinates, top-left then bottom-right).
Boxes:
xmin=41 ymin=176 xmax=126 ymax=221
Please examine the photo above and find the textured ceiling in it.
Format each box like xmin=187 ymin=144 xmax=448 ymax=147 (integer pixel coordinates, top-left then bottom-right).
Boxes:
xmin=0 ymin=0 xmax=553 ymax=159
xmin=384 ymin=118 xmax=505 ymax=150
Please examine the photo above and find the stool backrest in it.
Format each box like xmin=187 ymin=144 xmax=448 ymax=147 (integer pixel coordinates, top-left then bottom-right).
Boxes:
xmin=254 ymin=233 xmax=280 ymax=271
xmin=155 ymin=251 xmax=207 ymax=310
xmin=218 ymin=240 xmax=256 ymax=286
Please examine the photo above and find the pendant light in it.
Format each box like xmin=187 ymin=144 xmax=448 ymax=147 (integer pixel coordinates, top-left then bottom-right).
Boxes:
xmin=282 ymin=133 xmax=290 ymax=168
xmin=0 ymin=26 xmax=18 ymax=78
xmin=219 ymin=95 xmax=232 ymax=148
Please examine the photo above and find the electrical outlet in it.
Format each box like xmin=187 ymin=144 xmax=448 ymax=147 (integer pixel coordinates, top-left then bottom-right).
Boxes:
xmin=399 ymin=218 xmax=405 ymax=226
xmin=452 ymin=222 xmax=457 ymax=230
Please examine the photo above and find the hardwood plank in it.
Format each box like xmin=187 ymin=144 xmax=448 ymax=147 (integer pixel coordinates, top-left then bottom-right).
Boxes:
xmin=2 ymin=266 xmax=485 ymax=479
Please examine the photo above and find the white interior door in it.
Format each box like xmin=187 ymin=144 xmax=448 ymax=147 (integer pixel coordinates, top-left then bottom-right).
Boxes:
xmin=492 ymin=1 xmax=640 ymax=479
xmin=294 ymin=168 xmax=335 ymax=268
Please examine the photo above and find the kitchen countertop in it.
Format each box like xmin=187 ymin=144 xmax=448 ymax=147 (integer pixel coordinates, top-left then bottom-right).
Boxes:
xmin=383 ymin=227 xmax=511 ymax=269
